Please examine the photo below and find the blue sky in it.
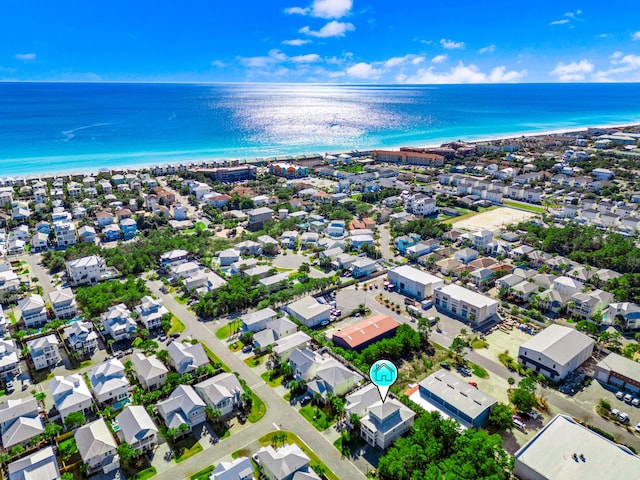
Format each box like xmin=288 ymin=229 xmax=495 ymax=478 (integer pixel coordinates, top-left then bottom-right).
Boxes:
xmin=1 ymin=0 xmax=639 ymax=83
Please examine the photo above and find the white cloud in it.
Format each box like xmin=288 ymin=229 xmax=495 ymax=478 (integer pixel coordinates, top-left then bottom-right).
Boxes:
xmin=14 ymin=53 xmax=36 ymax=61
xmin=632 ymin=31 xmax=640 ymax=41
xmin=290 ymin=53 xmax=322 ymax=63
xmin=282 ymin=39 xmax=312 ymax=46
xmin=300 ymin=20 xmax=355 ymax=38
xmin=431 ymin=54 xmax=447 ymax=64
xmin=478 ymin=44 xmax=496 ymax=54
xmin=284 ymin=6 xmax=310 ymax=15
xmin=551 ymin=10 xmax=582 ymax=26
xmin=550 ymin=19 xmax=569 ymax=25
xmin=239 ymin=49 xmax=288 ymax=68
xmin=594 ymin=54 xmax=640 ymax=82
xmin=384 ymin=56 xmax=407 ymax=68
xmin=412 ymin=56 xmax=425 ymax=65
xmin=549 ymin=59 xmax=594 ymax=81
xmin=285 ymin=0 xmax=352 ymax=19
xmin=345 ymin=62 xmax=382 ymax=79
xmin=440 ymin=39 xmax=465 ymax=50
xmin=382 ymin=54 xmax=424 ymax=69
xmin=404 ymin=62 xmax=526 ymax=84
xmin=610 ymin=51 xmax=623 ymax=62
xmin=599 ymin=33 xmax=608 ymax=38
xmin=210 ymin=60 xmax=226 ymax=67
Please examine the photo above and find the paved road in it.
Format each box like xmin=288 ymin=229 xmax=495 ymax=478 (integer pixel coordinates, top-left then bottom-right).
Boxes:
xmin=22 ymin=253 xmax=57 ymax=295
xmin=377 ymin=225 xmax=395 ymax=261
xmin=147 ymin=281 xmax=366 ymax=480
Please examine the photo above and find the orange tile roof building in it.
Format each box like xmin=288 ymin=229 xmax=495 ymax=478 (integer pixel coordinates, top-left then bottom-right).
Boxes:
xmin=332 ymin=314 xmax=400 ymax=351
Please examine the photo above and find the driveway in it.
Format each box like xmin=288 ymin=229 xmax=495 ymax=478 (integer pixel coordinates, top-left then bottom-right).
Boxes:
xmin=146 ymin=280 xmax=366 ymax=480
xmin=22 ymin=253 xmax=57 ymax=295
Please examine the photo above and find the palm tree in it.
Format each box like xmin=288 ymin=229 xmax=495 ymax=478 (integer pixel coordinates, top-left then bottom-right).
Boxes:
xmin=205 ymin=406 xmax=222 ymax=424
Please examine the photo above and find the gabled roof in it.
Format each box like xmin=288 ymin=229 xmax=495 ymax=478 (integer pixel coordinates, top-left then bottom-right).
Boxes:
xmin=7 ymin=445 xmax=59 ymax=480
xmin=75 ymin=418 xmax=117 ymax=461
xmin=131 ymin=353 xmax=168 ymax=381
xmin=255 ymin=444 xmax=310 ymax=480
xmin=50 ymin=374 xmax=92 ymax=411
xmin=520 ymin=325 xmax=594 ymax=365
xmin=115 ymin=405 xmax=158 ymax=444
xmin=2 ymin=416 xmax=44 ymax=448
xmin=157 ymin=385 xmax=205 ymax=425
xmin=0 ymin=398 xmax=39 ymax=425
xmin=332 ymin=314 xmax=399 ymax=349
xmin=195 ymin=372 xmax=243 ymax=406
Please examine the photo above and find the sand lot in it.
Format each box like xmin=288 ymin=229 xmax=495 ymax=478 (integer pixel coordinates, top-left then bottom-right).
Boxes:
xmin=451 ymin=207 xmax=538 ymax=232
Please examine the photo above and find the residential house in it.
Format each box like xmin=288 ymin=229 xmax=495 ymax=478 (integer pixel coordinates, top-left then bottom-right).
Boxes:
xmin=27 ymin=335 xmax=60 ymax=371
xmin=96 ymin=210 xmax=115 ymax=227
xmin=131 ymin=353 xmax=168 ymax=391
xmin=210 ymin=457 xmax=255 ymax=480
xmin=102 ymin=304 xmax=137 ymax=341
xmin=569 ymin=290 xmax=614 ymax=319
xmin=18 ymin=294 xmax=48 ymax=328
xmin=472 ymin=230 xmax=493 ymax=250
xmin=48 ymin=287 xmax=77 ymax=320
xmin=350 ymin=258 xmax=377 ymax=278
xmin=247 ymin=207 xmax=274 ymax=230
xmin=286 ymin=297 xmax=331 ymax=327
xmin=359 ymin=399 xmax=416 ymax=450
xmin=434 ymin=284 xmax=498 ymax=324
xmin=120 ymin=218 xmax=137 ymax=239
xmin=75 ymin=418 xmax=120 ymax=474
xmin=103 ymin=224 xmax=121 ymax=242
xmin=195 ymin=372 xmax=243 ymax=416
xmin=7 ymin=446 xmax=60 ymax=480
xmin=606 ymin=302 xmax=640 ymax=330
xmin=454 ymin=248 xmax=479 ymax=264
xmin=0 ymin=398 xmax=44 ymax=450
xmin=510 ymin=281 xmax=538 ymax=303
xmin=241 ymin=308 xmax=279 ymax=333
xmin=252 ymin=316 xmax=298 ymax=350
xmin=157 ymin=385 xmax=207 ymax=432
xmin=50 ymin=374 xmax=93 ymax=423
xmin=235 ymin=240 xmax=263 ymax=256
xmin=0 ymin=339 xmax=21 ymax=380
xmin=65 ymin=255 xmax=110 ymax=286
xmin=160 ymin=249 xmax=189 ymax=271
xmin=135 ymin=296 xmax=168 ymax=330
xmin=115 ymin=405 xmax=159 ymax=452
xmin=30 ymin=232 xmax=49 ymax=252
xmin=54 ymin=221 xmax=77 ymax=247
xmin=77 ymin=225 xmax=97 ymax=243
xmin=167 ymin=341 xmax=209 ymax=375
xmin=470 ymin=267 xmax=494 ymax=288
xmin=254 ymin=444 xmax=311 ymax=480
xmin=218 ymin=249 xmax=242 ymax=268
xmin=63 ymin=321 xmax=98 ymax=354
xmin=88 ymin=358 xmax=131 ymax=405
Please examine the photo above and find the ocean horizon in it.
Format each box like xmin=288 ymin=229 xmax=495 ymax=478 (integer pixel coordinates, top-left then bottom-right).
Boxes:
xmin=1 ymin=82 xmax=640 ymax=177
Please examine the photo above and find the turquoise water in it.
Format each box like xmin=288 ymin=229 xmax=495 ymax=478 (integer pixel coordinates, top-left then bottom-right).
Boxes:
xmin=1 ymin=82 xmax=640 ymax=176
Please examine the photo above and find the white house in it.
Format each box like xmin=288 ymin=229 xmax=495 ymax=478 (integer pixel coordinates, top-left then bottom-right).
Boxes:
xmin=102 ymin=304 xmax=137 ymax=341
xmin=210 ymin=457 xmax=255 ymax=480
xmin=131 ymin=353 xmax=169 ymax=391
xmin=359 ymin=398 xmax=415 ymax=450
xmin=27 ymin=335 xmax=61 ymax=371
xmin=157 ymin=385 xmax=206 ymax=431
xmin=7 ymin=446 xmax=60 ymax=480
xmin=65 ymin=255 xmax=109 ymax=286
xmin=387 ymin=265 xmax=443 ymax=300
xmin=167 ymin=341 xmax=209 ymax=375
xmin=18 ymin=294 xmax=48 ymax=329
xmin=195 ymin=372 xmax=243 ymax=416
xmin=135 ymin=296 xmax=168 ymax=330
xmin=115 ymin=405 xmax=159 ymax=453
xmin=472 ymin=230 xmax=493 ymax=250
xmin=518 ymin=325 xmax=594 ymax=380
xmin=75 ymin=418 xmax=120 ymax=474
xmin=48 ymin=288 xmax=77 ymax=320
xmin=254 ymin=444 xmax=311 ymax=480
xmin=0 ymin=397 xmax=44 ymax=450
xmin=606 ymin=302 xmax=640 ymax=330
xmin=88 ymin=358 xmax=131 ymax=405
xmin=50 ymin=374 xmax=93 ymax=423
xmin=0 ymin=339 xmax=20 ymax=379
xmin=63 ymin=321 xmax=98 ymax=354
xmin=241 ymin=308 xmax=279 ymax=333
xmin=286 ymin=297 xmax=332 ymax=327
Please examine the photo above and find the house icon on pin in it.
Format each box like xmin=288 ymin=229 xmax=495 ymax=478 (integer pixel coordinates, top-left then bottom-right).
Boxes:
xmin=372 ymin=362 xmax=394 ymax=383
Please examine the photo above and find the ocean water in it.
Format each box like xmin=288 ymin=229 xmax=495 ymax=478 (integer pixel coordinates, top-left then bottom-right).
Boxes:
xmin=1 ymin=82 xmax=640 ymax=176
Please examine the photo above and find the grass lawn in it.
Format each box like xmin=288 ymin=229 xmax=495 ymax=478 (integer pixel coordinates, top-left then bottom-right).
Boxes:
xmin=283 ymin=392 xmax=291 ymax=402
xmin=215 ymin=324 xmax=232 ymax=339
xmin=131 ymin=467 xmax=156 ymax=480
xmin=244 ymin=355 xmax=265 ymax=368
xmin=394 ymin=343 xmax=451 ymax=393
xmin=175 ymin=296 xmax=189 ymax=305
xmin=261 ymin=371 xmax=284 ymax=387
xmin=470 ymin=339 xmax=489 ymax=349
xmin=7 ymin=311 xmax=16 ymax=324
xmin=202 ymin=344 xmax=230 ymax=372
xmin=232 ymin=448 xmax=251 ymax=459
xmin=167 ymin=315 xmax=185 ymax=335
xmin=248 ymin=392 xmax=266 ymax=423
xmin=258 ymin=431 xmax=338 ymax=480
xmin=470 ymin=362 xmax=489 ymax=379
xmin=190 ymin=466 xmax=214 ymax=480
xmin=503 ymin=200 xmax=545 ymax=214
xmin=175 ymin=437 xmax=203 ymax=463
xmin=229 ymin=341 xmax=242 ymax=352
xmin=299 ymin=404 xmax=333 ymax=431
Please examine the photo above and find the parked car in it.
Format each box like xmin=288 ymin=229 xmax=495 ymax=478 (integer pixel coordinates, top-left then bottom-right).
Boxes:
xmin=616 ymin=391 xmax=625 ymax=400
xmin=624 ymin=393 xmax=633 ymax=403
xmin=440 ymin=362 xmax=451 ymax=370
xmin=170 ymin=332 xmax=181 ymax=339
xmin=458 ymin=367 xmax=472 ymax=377
xmin=6 ymin=382 xmax=14 ymax=394
xmin=611 ymin=408 xmax=620 ymax=418
xmin=619 ymin=412 xmax=630 ymax=423
xmin=468 ymin=381 xmax=478 ymax=388
xmin=635 ymin=422 xmax=640 ymax=433
xmin=300 ymin=395 xmax=312 ymax=406
xmin=242 ymin=345 xmax=253 ymax=353
xmin=21 ymin=379 xmax=31 ymax=391
xmin=158 ymin=334 xmax=167 ymax=342
xmin=632 ymin=398 xmax=640 ymax=407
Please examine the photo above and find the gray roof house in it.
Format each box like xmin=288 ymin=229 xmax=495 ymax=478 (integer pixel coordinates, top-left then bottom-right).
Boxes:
xmin=115 ymin=405 xmax=159 ymax=452
xmin=157 ymin=385 xmax=206 ymax=431
xmin=195 ymin=372 xmax=243 ymax=416
xmin=359 ymin=398 xmax=416 ymax=450
xmin=241 ymin=307 xmax=279 ymax=333
xmin=75 ymin=418 xmax=120 ymax=474
xmin=50 ymin=374 xmax=93 ymax=422
xmin=7 ymin=446 xmax=60 ymax=480
xmin=254 ymin=443 xmax=311 ymax=480
xmin=210 ymin=456 xmax=255 ymax=480
xmin=0 ymin=398 xmax=44 ymax=449
xmin=63 ymin=320 xmax=98 ymax=354
xmin=307 ymin=361 xmax=363 ymax=400
xmin=131 ymin=353 xmax=168 ymax=391
xmin=88 ymin=358 xmax=131 ymax=405
xmin=48 ymin=287 xmax=77 ymax=320
xmin=166 ymin=341 xmax=209 ymax=375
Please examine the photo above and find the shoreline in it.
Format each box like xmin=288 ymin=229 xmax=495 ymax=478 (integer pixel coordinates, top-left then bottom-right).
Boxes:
xmin=2 ymin=120 xmax=639 ymax=179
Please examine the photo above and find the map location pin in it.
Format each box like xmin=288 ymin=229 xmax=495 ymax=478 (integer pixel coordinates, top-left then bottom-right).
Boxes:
xmin=369 ymin=359 xmax=398 ymax=403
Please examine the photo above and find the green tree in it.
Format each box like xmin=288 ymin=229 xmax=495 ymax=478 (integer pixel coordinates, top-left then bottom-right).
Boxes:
xmin=44 ymin=422 xmax=62 ymax=441
xmin=489 ymin=403 xmax=514 ymax=431
xmin=64 ymin=411 xmax=86 ymax=430
xmin=59 ymin=438 xmax=78 ymax=462
xmin=510 ymin=379 xmax=538 ymax=413
xmin=117 ymin=442 xmax=141 ymax=466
